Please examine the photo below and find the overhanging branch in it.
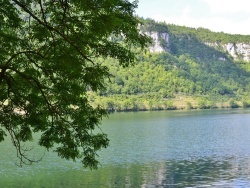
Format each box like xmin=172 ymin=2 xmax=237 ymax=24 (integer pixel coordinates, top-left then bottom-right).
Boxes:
xmin=12 ymin=0 xmax=94 ymax=64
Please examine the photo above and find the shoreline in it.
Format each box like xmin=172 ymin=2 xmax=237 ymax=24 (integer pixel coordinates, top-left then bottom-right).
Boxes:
xmin=107 ymin=105 xmax=248 ymax=113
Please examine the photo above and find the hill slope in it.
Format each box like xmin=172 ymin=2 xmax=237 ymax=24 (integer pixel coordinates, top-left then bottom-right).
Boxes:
xmin=90 ymin=19 xmax=250 ymax=111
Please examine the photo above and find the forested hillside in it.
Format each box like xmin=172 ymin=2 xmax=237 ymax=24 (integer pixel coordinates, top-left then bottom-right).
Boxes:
xmin=90 ymin=19 xmax=250 ymax=111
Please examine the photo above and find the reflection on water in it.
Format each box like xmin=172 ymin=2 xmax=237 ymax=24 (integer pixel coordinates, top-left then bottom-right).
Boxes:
xmin=3 ymin=157 xmax=250 ymax=187
xmin=140 ymin=157 xmax=250 ymax=188
xmin=1 ymin=109 xmax=250 ymax=187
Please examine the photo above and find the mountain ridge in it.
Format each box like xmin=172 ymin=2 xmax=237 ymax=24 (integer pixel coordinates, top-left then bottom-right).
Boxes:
xmin=142 ymin=19 xmax=250 ymax=62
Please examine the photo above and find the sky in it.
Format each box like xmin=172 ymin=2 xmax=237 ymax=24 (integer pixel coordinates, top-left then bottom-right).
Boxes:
xmin=135 ymin=0 xmax=250 ymax=35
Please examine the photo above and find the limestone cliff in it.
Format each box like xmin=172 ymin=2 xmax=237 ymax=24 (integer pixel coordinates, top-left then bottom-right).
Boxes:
xmin=205 ymin=42 xmax=250 ymax=61
xmin=146 ymin=30 xmax=250 ymax=62
xmin=145 ymin=31 xmax=170 ymax=53
xmin=223 ymin=43 xmax=250 ymax=61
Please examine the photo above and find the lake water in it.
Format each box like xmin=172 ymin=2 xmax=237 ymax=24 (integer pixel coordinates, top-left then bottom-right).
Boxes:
xmin=1 ymin=109 xmax=250 ymax=187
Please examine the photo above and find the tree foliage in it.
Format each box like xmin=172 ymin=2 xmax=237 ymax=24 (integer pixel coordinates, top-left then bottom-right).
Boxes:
xmin=167 ymin=23 xmax=250 ymax=44
xmin=0 ymin=0 xmax=149 ymax=168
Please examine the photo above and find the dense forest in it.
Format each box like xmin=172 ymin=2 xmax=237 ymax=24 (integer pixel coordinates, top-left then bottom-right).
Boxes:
xmin=89 ymin=18 xmax=250 ymax=111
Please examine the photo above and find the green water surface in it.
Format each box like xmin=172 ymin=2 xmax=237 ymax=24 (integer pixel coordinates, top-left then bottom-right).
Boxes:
xmin=1 ymin=109 xmax=250 ymax=187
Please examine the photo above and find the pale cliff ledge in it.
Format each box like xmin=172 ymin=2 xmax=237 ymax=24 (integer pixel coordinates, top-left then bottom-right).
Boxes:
xmin=145 ymin=31 xmax=170 ymax=53
xmin=145 ymin=29 xmax=250 ymax=62
xmin=223 ymin=43 xmax=250 ymax=61
xmin=205 ymin=42 xmax=250 ymax=62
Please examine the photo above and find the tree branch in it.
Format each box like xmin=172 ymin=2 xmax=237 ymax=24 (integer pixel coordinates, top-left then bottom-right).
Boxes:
xmin=38 ymin=0 xmax=47 ymax=24
xmin=6 ymin=66 xmax=55 ymax=116
xmin=6 ymin=126 xmax=43 ymax=166
xmin=4 ymin=50 xmax=45 ymax=66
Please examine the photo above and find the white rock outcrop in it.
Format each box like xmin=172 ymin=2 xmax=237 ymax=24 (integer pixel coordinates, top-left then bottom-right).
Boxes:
xmin=145 ymin=30 xmax=250 ymax=62
xmin=223 ymin=43 xmax=250 ymax=61
xmin=205 ymin=42 xmax=250 ymax=61
xmin=145 ymin=31 xmax=170 ymax=53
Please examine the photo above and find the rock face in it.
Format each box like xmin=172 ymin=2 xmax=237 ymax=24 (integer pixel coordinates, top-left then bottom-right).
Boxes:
xmin=146 ymin=30 xmax=250 ymax=62
xmin=205 ymin=42 xmax=250 ymax=61
xmin=145 ymin=31 xmax=170 ymax=53
xmin=223 ymin=43 xmax=250 ymax=61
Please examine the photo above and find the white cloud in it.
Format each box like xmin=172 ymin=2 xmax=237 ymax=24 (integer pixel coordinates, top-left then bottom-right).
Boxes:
xmin=152 ymin=6 xmax=194 ymax=26
xmin=152 ymin=0 xmax=250 ymax=35
xmin=201 ymin=0 xmax=250 ymax=14
xmin=139 ymin=0 xmax=250 ymax=35
xmin=152 ymin=13 xmax=250 ymax=35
